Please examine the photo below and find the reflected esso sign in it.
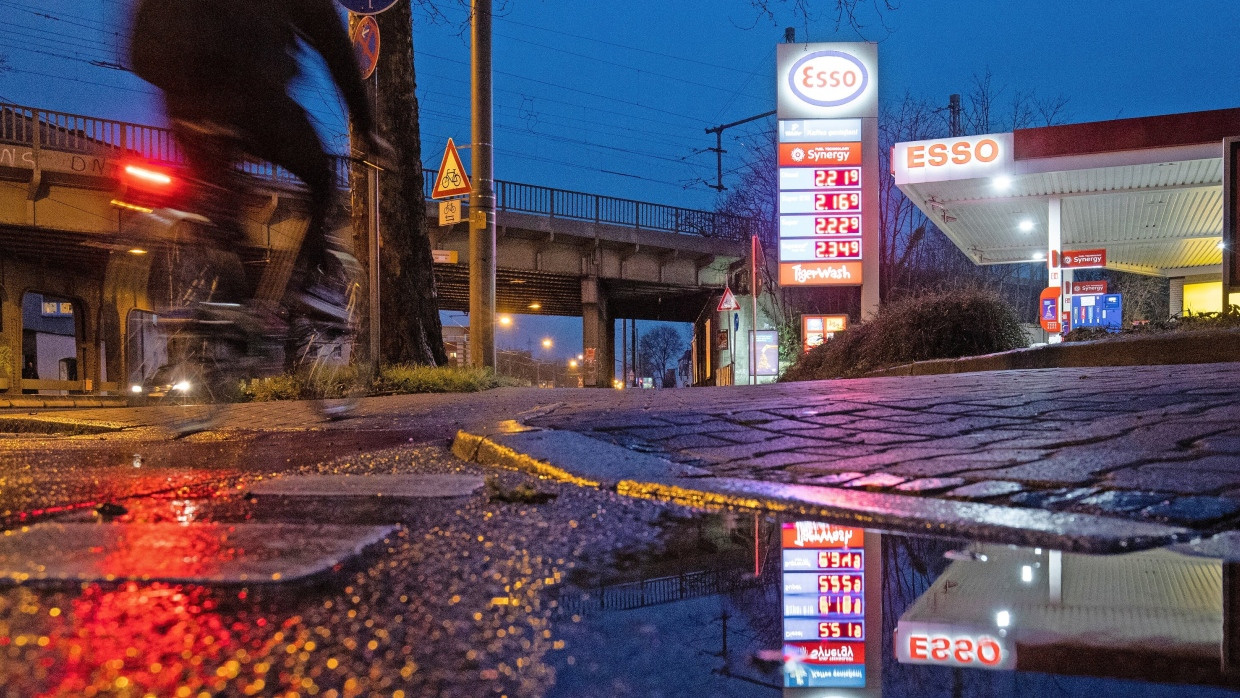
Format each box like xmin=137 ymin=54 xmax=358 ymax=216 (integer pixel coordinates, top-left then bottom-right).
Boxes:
xmin=788 ymin=51 xmax=869 ymax=108
xmin=895 ymin=622 xmax=1015 ymax=671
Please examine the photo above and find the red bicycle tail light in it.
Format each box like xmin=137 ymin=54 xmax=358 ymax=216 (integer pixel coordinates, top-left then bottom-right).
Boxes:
xmin=124 ymin=164 xmax=174 ymax=186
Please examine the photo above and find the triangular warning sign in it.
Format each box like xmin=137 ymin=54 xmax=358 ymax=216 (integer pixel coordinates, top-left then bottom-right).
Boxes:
xmin=717 ymin=286 xmax=740 ymax=311
xmin=431 ymin=138 xmax=471 ymax=199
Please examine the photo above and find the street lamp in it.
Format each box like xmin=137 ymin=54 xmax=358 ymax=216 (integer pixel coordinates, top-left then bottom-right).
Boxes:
xmin=542 ymin=338 xmax=553 ymax=349
xmin=569 ymin=359 xmax=578 ymax=369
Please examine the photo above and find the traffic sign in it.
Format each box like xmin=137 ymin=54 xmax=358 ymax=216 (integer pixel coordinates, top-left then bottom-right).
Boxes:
xmin=337 ymin=0 xmax=401 ymax=14
xmin=718 ymin=286 xmax=741 ymax=311
xmin=431 ymin=138 xmax=471 ymax=199
xmin=438 ymin=200 xmax=461 ymax=226
xmin=351 ymin=16 xmax=380 ymax=80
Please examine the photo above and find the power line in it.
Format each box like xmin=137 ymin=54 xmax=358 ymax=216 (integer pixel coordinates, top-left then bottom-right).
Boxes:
xmin=496 ymin=15 xmax=766 ymax=79
xmin=417 ymin=49 xmax=712 ymax=126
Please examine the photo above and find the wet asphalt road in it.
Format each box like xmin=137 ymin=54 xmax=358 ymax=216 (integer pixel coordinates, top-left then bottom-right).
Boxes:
xmin=0 ymin=436 xmax=746 ymax=697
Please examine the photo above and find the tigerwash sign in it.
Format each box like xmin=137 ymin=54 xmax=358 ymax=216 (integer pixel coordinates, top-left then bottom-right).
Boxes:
xmin=776 ymin=43 xmax=878 ymax=290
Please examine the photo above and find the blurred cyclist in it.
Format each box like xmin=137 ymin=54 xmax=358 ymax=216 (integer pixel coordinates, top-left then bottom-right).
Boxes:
xmin=128 ymin=0 xmax=391 ymax=317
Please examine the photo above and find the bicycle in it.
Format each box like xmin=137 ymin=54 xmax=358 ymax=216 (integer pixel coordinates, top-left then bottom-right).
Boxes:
xmin=110 ymin=158 xmax=375 ymax=436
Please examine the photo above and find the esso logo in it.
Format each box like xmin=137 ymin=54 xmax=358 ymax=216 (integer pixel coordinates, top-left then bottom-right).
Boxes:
xmin=905 ymin=138 xmax=1002 ymax=169
xmin=788 ymin=51 xmax=869 ymax=108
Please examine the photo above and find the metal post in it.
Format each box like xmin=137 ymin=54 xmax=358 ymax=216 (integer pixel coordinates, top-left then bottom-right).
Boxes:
xmin=630 ymin=318 xmax=637 ymax=387
xmin=469 ymin=0 xmax=496 ymax=368
xmin=751 ymin=234 xmax=759 ymax=385
xmin=368 ymin=70 xmax=381 ymax=370
xmin=621 ymin=318 xmax=628 ymax=388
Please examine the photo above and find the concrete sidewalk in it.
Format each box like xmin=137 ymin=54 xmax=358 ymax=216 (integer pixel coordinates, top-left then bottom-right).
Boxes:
xmin=8 ymin=363 xmax=1240 ymax=550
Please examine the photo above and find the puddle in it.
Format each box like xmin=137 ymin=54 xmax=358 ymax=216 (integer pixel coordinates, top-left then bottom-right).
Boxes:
xmin=3 ymin=454 xmax=1240 ymax=697
xmin=547 ymin=512 xmax=1240 ymax=697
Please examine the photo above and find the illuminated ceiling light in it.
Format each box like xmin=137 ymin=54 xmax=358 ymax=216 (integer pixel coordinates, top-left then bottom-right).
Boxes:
xmin=995 ymin=610 xmax=1011 ymax=628
xmin=528 ymin=302 xmax=542 ymax=310
xmin=510 ymin=278 xmax=526 ymax=284
xmin=1032 ymin=252 xmax=1045 ymax=261
xmin=993 ymin=175 xmax=1012 ymax=191
xmin=1020 ymin=565 xmax=1033 ymax=584
xmin=1018 ymin=219 xmax=1034 ymax=232
xmin=128 ymin=248 xmax=148 ymax=255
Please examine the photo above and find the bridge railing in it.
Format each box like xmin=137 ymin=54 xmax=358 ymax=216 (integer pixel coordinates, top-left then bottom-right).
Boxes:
xmin=1 ymin=102 xmax=750 ymax=240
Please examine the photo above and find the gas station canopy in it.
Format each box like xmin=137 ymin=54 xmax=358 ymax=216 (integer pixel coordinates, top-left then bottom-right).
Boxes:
xmin=892 ymin=108 xmax=1240 ymax=278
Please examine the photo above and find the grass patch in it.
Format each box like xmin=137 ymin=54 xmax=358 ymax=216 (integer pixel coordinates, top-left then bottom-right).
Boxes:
xmin=782 ymin=285 xmax=1027 ymax=381
xmin=0 ymin=418 xmax=124 ymax=436
xmin=242 ymin=364 xmax=524 ymax=401
xmin=376 ymin=364 xmax=524 ymax=394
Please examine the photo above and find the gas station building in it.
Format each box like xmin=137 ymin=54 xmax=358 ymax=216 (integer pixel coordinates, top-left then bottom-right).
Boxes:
xmin=893 ymin=107 xmax=1240 ymax=328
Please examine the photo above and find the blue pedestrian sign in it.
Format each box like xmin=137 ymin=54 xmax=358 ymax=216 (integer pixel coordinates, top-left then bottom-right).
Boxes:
xmin=336 ymin=0 xmax=400 ymax=14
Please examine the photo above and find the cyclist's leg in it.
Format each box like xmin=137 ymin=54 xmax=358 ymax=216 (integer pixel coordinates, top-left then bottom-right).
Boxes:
xmin=166 ymin=95 xmax=246 ymax=247
xmin=238 ymin=93 xmax=336 ymax=276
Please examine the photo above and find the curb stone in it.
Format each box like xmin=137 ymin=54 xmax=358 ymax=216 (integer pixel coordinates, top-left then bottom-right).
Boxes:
xmin=450 ymin=427 xmax=1194 ymax=554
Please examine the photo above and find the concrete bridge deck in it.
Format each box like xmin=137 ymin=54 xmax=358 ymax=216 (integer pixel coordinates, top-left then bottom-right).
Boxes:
xmin=0 ymin=103 xmax=751 ymax=392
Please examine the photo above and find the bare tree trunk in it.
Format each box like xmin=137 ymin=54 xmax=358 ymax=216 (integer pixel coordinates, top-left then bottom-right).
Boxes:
xmin=352 ymin=4 xmax=446 ymax=366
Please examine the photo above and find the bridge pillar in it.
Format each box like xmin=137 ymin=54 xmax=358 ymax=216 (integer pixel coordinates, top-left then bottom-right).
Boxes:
xmin=581 ymin=276 xmax=613 ymax=388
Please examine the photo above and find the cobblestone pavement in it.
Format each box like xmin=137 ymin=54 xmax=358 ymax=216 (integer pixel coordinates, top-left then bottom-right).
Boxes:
xmin=9 ymin=362 xmax=1240 ymax=535
xmin=523 ymin=363 xmax=1240 ymax=532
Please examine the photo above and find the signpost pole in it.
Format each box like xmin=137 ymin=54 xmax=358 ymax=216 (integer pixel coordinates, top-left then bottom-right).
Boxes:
xmin=469 ymin=0 xmax=496 ymax=369
xmin=751 ymin=234 xmax=759 ymax=385
xmin=368 ymin=68 xmax=382 ymax=373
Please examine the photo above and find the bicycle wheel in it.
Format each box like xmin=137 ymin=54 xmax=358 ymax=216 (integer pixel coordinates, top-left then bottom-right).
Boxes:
xmin=289 ymin=250 xmax=373 ymax=420
xmin=142 ymin=240 xmax=248 ymax=435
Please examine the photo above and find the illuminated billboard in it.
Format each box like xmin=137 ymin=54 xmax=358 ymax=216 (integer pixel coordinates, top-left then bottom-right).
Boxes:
xmin=776 ymin=43 xmax=877 ymax=289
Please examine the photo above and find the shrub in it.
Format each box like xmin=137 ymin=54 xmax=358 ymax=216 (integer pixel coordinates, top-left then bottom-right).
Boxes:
xmin=781 ymin=285 xmax=1027 ymax=381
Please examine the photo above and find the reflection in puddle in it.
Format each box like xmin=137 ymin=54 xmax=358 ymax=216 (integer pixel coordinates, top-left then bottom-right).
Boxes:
xmin=553 ymin=514 xmax=1240 ymax=697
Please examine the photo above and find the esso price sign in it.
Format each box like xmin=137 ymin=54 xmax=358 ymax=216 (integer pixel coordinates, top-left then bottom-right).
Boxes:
xmin=817 ymin=550 xmax=863 ymax=570
xmin=818 ymin=595 xmax=863 ymax=616
xmin=818 ymin=573 xmax=862 ymax=594
xmin=818 ymin=621 xmax=865 ymax=640
xmin=814 ymin=216 xmax=861 ymax=235
xmin=789 ymin=50 xmax=870 ymax=108
xmin=814 ymin=167 xmax=861 ymax=188
xmin=814 ymin=192 xmax=861 ymax=212
xmin=815 ymin=239 xmax=861 ymax=260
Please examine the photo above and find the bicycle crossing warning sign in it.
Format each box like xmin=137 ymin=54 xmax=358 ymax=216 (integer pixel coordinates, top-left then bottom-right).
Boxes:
xmin=432 ymin=138 xmax=471 ymax=199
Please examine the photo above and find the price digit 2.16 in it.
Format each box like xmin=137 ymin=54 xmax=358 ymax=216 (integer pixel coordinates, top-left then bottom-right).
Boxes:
xmin=813 ymin=192 xmax=861 ymax=212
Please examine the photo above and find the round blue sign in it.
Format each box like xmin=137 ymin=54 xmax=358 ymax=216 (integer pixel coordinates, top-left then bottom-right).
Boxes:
xmin=336 ymin=0 xmax=400 ymax=14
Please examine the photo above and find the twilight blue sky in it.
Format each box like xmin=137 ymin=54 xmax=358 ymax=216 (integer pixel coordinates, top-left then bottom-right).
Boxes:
xmin=4 ymin=0 xmax=1240 ymax=363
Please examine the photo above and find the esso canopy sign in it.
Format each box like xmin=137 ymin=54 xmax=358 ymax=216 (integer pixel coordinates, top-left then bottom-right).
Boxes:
xmin=336 ymin=0 xmax=400 ymax=14
xmin=893 ymin=133 xmax=1013 ymax=186
xmin=778 ymin=43 xmax=877 ymax=120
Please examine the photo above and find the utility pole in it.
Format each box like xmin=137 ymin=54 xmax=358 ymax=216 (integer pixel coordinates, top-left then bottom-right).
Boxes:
xmin=469 ymin=0 xmax=496 ymax=369
xmin=621 ymin=318 xmax=628 ymax=387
